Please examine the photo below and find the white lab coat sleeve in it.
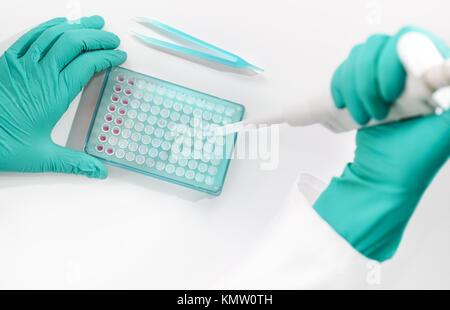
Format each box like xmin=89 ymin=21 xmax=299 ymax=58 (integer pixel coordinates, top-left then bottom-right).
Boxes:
xmin=215 ymin=173 xmax=374 ymax=289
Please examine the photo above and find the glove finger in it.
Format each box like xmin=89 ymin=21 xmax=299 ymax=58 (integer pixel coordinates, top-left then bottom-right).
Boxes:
xmin=355 ymin=34 xmax=390 ymax=120
xmin=342 ymin=45 xmax=370 ymax=125
xmin=331 ymin=62 xmax=346 ymax=109
xmin=7 ymin=17 xmax=67 ymax=57
xmin=377 ymin=30 xmax=409 ymax=103
xmin=46 ymin=144 xmax=108 ymax=179
xmin=60 ymin=49 xmax=127 ymax=100
xmin=44 ymin=29 xmax=121 ymax=72
xmin=25 ymin=15 xmax=105 ymax=62
xmin=429 ymin=37 xmax=450 ymax=59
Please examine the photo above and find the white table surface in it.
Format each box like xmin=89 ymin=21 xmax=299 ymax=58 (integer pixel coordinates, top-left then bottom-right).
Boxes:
xmin=0 ymin=0 xmax=449 ymax=289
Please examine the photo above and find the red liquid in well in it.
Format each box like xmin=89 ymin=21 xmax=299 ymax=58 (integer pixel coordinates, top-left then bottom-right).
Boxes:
xmin=113 ymin=129 xmax=119 ymax=134
xmin=97 ymin=145 xmax=103 ymax=151
xmin=100 ymin=136 xmax=106 ymax=141
xmin=109 ymin=106 xmax=115 ymax=112
xmin=122 ymin=99 xmax=128 ymax=105
xmin=125 ymin=90 xmax=131 ymax=95
xmin=119 ymin=109 xmax=125 ymax=115
xmin=112 ymin=97 xmax=119 ymax=102
xmin=106 ymin=116 xmax=112 ymax=121
xmin=107 ymin=148 xmax=113 ymax=154
xmin=116 ymin=119 xmax=122 ymax=125
xmin=115 ymin=87 xmax=121 ymax=92
xmin=128 ymin=80 xmax=134 ymax=86
xmin=103 ymin=126 xmax=109 ymax=131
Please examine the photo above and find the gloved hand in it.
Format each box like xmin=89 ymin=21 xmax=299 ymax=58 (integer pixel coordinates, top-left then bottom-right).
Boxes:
xmin=313 ymin=26 xmax=450 ymax=261
xmin=0 ymin=16 xmax=127 ymax=178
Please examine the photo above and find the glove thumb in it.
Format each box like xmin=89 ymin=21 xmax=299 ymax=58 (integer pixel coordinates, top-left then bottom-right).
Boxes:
xmin=45 ymin=143 xmax=108 ymax=179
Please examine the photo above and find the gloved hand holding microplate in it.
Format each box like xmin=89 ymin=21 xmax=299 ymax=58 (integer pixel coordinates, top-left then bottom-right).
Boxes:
xmin=0 ymin=16 xmax=127 ymax=178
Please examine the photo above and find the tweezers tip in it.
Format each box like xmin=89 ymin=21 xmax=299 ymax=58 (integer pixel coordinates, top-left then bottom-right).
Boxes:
xmin=249 ymin=64 xmax=264 ymax=72
xmin=133 ymin=17 xmax=148 ymax=24
xmin=129 ymin=30 xmax=139 ymax=37
xmin=129 ymin=31 xmax=149 ymax=42
xmin=134 ymin=17 xmax=160 ymax=26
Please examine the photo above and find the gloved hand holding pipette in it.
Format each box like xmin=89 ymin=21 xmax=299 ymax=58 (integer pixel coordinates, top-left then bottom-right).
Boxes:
xmin=313 ymin=26 xmax=450 ymax=261
xmin=0 ymin=16 xmax=127 ymax=178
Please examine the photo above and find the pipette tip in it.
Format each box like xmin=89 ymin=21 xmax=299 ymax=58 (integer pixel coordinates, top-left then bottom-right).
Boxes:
xmin=213 ymin=120 xmax=256 ymax=136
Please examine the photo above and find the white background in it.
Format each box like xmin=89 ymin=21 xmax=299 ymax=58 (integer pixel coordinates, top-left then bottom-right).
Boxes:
xmin=0 ymin=0 xmax=449 ymax=289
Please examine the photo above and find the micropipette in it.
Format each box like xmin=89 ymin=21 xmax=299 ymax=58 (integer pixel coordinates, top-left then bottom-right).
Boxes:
xmin=223 ymin=32 xmax=450 ymax=134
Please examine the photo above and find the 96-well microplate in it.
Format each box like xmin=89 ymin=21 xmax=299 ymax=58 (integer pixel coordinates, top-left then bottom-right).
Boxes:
xmin=84 ymin=67 xmax=244 ymax=195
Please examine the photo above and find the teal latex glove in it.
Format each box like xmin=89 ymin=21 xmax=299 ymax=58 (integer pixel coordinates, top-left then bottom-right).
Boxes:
xmin=0 ymin=16 xmax=127 ymax=178
xmin=313 ymin=26 xmax=450 ymax=261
